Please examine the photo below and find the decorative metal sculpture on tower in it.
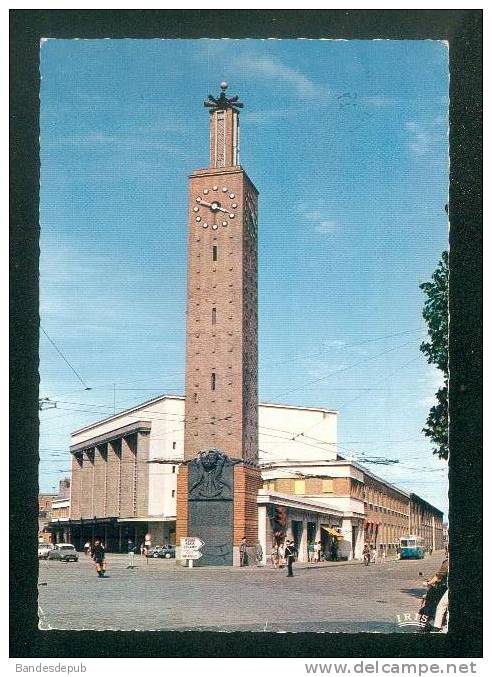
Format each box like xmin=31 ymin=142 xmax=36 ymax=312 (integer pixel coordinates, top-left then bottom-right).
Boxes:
xmin=175 ymin=83 xmax=261 ymax=566
xmin=204 ymin=82 xmax=243 ymax=169
xmin=204 ymin=81 xmax=244 ymax=112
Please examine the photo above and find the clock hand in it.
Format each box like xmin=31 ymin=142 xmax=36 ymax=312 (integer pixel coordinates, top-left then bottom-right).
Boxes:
xmin=198 ymin=200 xmax=230 ymax=214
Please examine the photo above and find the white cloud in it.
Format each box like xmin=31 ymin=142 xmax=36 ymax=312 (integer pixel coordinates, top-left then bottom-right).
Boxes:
xmin=232 ymin=54 xmax=323 ymax=98
xmin=405 ymin=117 xmax=448 ymax=158
xmin=298 ymin=206 xmax=337 ymax=235
xmin=314 ymin=220 xmax=337 ymax=234
xmin=362 ymin=94 xmax=399 ymax=108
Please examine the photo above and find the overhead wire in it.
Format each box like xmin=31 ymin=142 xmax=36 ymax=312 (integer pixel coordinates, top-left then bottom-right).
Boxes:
xmin=40 ymin=325 xmax=92 ymax=391
xmin=43 ymin=327 xmax=422 ymax=401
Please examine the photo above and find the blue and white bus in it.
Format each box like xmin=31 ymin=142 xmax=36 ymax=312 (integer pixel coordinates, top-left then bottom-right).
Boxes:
xmin=399 ymin=535 xmax=425 ymax=560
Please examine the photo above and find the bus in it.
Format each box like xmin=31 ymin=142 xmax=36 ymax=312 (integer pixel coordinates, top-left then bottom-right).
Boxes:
xmin=399 ymin=535 xmax=425 ymax=560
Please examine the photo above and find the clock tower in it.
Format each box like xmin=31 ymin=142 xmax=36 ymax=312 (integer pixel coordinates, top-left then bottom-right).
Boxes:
xmin=176 ymin=83 xmax=261 ymax=566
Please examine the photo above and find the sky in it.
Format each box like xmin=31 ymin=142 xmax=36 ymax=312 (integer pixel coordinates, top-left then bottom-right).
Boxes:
xmin=39 ymin=38 xmax=449 ymax=515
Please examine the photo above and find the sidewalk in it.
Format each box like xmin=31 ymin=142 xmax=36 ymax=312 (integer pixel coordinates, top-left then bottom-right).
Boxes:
xmin=295 ymin=556 xmax=400 ymax=570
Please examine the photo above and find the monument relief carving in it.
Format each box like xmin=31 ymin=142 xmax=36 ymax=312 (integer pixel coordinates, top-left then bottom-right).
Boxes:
xmin=188 ymin=448 xmax=234 ymax=500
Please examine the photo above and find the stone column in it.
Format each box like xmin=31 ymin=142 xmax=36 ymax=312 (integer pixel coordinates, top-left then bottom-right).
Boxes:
xmin=106 ymin=439 xmax=121 ymax=517
xmin=70 ymin=453 xmax=83 ymax=519
xmin=93 ymin=445 xmax=107 ymax=518
xmin=136 ymin=431 xmax=149 ymax=518
xmin=341 ymin=517 xmax=354 ymax=560
xmin=80 ymin=450 xmax=94 ymax=519
xmin=120 ymin=435 xmax=136 ymax=517
xmin=298 ymin=516 xmax=308 ymax=563
xmin=355 ymin=522 xmax=365 ymax=559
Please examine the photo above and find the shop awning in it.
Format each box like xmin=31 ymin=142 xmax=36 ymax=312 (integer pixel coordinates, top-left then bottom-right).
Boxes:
xmin=321 ymin=526 xmax=343 ymax=539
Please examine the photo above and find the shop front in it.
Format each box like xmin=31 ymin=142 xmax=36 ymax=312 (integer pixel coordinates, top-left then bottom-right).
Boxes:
xmin=257 ymin=490 xmax=349 ymax=564
xmin=49 ymin=517 xmax=176 ymax=552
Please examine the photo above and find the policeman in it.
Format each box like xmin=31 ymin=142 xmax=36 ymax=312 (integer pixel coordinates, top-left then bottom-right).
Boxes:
xmin=285 ymin=540 xmax=297 ymax=577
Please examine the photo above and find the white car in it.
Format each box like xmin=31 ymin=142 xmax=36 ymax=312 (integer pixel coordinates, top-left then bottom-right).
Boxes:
xmin=38 ymin=543 xmax=54 ymax=559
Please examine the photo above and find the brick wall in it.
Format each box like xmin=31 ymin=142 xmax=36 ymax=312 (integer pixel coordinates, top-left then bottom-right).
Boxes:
xmin=175 ymin=464 xmax=189 ymax=542
xmin=333 ymin=477 xmax=351 ymax=494
xmin=275 ymin=478 xmax=293 ymax=494
xmin=233 ymin=464 xmax=262 ymax=546
xmin=184 ymin=167 xmax=258 ymax=464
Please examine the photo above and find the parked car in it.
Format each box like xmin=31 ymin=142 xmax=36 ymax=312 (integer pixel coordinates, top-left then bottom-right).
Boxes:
xmin=47 ymin=543 xmax=79 ymax=562
xmin=38 ymin=543 xmax=54 ymax=559
xmin=147 ymin=544 xmax=176 ymax=559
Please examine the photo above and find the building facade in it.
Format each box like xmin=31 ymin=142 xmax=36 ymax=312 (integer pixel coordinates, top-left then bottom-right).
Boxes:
xmin=38 ymin=493 xmax=56 ymax=543
xmin=409 ymin=493 xmax=444 ymax=552
xmin=58 ymin=394 xmax=444 ymax=560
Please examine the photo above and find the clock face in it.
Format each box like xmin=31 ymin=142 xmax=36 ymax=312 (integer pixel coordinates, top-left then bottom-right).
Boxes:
xmin=193 ymin=185 xmax=237 ymax=229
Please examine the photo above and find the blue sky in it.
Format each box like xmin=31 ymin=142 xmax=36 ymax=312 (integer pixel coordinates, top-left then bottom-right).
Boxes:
xmin=39 ymin=38 xmax=449 ymax=514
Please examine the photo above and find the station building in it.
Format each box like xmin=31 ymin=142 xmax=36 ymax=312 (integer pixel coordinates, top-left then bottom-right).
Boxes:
xmin=50 ymin=394 xmax=444 ymax=561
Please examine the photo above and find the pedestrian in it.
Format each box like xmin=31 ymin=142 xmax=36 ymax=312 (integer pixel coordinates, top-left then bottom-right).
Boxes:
xmin=314 ymin=541 xmax=321 ymax=563
xmin=127 ymin=538 xmax=137 ymax=569
xmin=370 ymin=545 xmax=377 ymax=564
xmin=255 ymin=541 xmax=263 ymax=566
xmin=363 ymin=542 xmax=371 ymax=565
xmin=330 ymin=540 xmax=338 ymax=562
xmin=92 ymin=538 xmax=106 ymax=578
xmin=84 ymin=541 xmax=91 ymax=556
xmin=277 ymin=541 xmax=286 ymax=568
xmin=270 ymin=544 xmax=279 ymax=568
xmin=307 ymin=541 xmax=315 ymax=563
xmin=285 ymin=540 xmax=296 ymax=577
xmin=239 ymin=536 xmax=248 ymax=567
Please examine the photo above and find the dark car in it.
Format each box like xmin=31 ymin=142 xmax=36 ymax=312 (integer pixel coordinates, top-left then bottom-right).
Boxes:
xmin=47 ymin=544 xmax=79 ymax=562
xmin=147 ymin=545 xmax=175 ymax=559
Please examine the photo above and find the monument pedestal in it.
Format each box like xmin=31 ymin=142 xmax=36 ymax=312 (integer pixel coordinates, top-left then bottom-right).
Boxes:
xmin=176 ymin=452 xmax=262 ymax=566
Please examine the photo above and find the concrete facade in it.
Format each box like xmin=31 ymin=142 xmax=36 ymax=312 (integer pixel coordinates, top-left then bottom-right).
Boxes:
xmin=61 ymin=395 xmax=444 ymax=558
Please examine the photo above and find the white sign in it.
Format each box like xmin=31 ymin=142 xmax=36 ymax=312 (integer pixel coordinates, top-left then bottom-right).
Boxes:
xmin=181 ymin=537 xmax=204 ymax=559
xmin=183 ymin=550 xmax=202 ymax=560
xmin=182 ymin=537 xmax=204 ymax=549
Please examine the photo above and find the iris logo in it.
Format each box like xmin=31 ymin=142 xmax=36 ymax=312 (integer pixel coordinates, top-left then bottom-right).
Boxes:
xmin=396 ymin=611 xmax=421 ymax=628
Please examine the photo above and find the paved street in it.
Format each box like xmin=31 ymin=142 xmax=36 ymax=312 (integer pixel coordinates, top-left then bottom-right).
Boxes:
xmin=38 ymin=551 xmax=445 ymax=633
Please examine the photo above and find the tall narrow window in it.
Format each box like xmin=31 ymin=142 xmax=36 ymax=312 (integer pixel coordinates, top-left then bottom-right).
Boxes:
xmin=212 ymin=307 xmax=216 ymax=324
xmin=212 ymin=245 xmax=217 ymax=261
xmin=211 ymin=372 xmax=216 ymax=391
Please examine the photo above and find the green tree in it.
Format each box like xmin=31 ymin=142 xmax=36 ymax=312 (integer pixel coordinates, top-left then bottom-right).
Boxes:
xmin=419 ymin=250 xmax=449 ymax=460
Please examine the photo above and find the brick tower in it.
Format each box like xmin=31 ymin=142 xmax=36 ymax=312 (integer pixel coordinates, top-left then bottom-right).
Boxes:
xmin=176 ymin=83 xmax=261 ymax=566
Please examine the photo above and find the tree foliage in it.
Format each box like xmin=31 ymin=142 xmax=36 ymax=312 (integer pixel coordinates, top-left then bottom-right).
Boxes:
xmin=419 ymin=251 xmax=449 ymax=460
